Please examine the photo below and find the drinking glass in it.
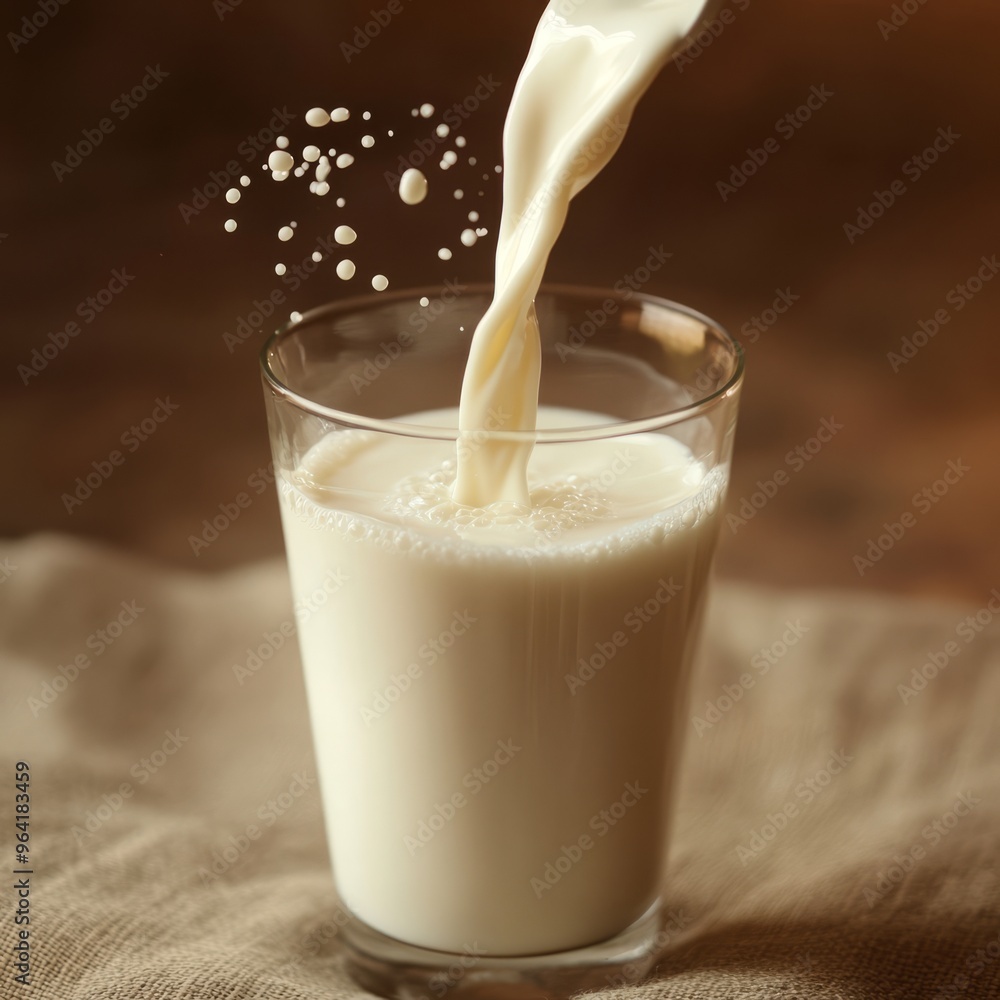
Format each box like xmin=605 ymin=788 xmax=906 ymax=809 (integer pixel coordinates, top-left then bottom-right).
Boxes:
xmin=260 ymin=285 xmax=743 ymax=998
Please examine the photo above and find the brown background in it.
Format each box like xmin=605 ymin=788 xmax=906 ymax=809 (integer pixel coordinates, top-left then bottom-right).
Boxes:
xmin=3 ymin=0 xmax=998 ymax=604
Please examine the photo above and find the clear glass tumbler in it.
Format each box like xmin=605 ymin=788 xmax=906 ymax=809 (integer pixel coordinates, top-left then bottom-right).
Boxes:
xmin=260 ymin=285 xmax=742 ymax=998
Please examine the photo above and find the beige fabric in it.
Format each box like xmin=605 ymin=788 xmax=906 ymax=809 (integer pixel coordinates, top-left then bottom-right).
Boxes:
xmin=2 ymin=534 xmax=999 ymax=998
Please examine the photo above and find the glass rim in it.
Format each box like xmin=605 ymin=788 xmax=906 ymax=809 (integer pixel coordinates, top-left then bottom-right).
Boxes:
xmin=259 ymin=283 xmax=744 ymax=443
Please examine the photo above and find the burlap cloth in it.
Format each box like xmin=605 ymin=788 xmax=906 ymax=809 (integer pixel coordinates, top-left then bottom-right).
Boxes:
xmin=1 ymin=534 xmax=998 ymax=999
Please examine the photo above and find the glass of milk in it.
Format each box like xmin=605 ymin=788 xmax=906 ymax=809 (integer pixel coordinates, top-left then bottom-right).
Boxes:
xmin=261 ymin=285 xmax=742 ymax=997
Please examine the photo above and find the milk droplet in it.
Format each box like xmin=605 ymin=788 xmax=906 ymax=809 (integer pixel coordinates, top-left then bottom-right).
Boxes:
xmin=387 ymin=129 xmax=394 ymax=137
xmin=439 ymin=160 xmax=451 ymax=171
xmin=290 ymin=311 xmax=303 ymax=323
xmin=362 ymin=111 xmax=371 ymax=120
xmin=399 ymin=168 xmax=428 ymax=205
xmin=372 ymin=274 xmax=389 ymax=291
xmin=337 ymin=259 xmax=356 ymax=280
xmin=476 ymin=227 xmax=488 ymax=236
xmin=278 ymin=226 xmax=294 ymax=241
xmin=331 ymin=107 xmax=349 ymax=122
xmin=327 ymin=148 xmax=336 ymax=156
xmin=275 ymin=263 xmax=286 ymax=275
xmin=410 ymin=108 xmax=419 ymax=117
xmin=272 ymin=170 xmax=289 ymax=182
xmin=435 ymin=123 xmax=450 ymax=138
xmin=336 ymin=197 xmax=346 ymax=208
xmin=335 ymin=225 xmax=357 ymax=245
xmin=455 ymin=136 xmax=467 ymax=148
xmin=224 ymin=219 xmax=237 ymax=232
xmin=268 ymin=150 xmax=294 ymax=172
xmin=468 ymin=211 xmax=479 ymax=222
xmin=303 ymin=145 xmax=321 ymax=162
xmin=461 ymin=228 xmax=477 ymax=247
xmin=291 ymin=221 xmax=298 ymax=228
xmin=316 ymin=157 xmax=331 ymax=182
xmin=454 ymin=189 xmax=464 ymax=199
xmin=494 ymin=164 xmax=503 ymax=173
xmin=226 ymin=188 xmax=241 ymax=204
xmin=276 ymin=136 xmax=289 ymax=149
xmin=438 ymin=248 xmax=452 ymax=260
xmin=336 ymin=153 xmax=355 ymax=168
xmin=469 ymin=157 xmax=477 ymax=166
xmin=239 ymin=174 xmax=251 ymax=186
xmin=306 ymin=107 xmax=330 ymax=127
xmin=419 ymin=296 xmax=430 ymax=307
xmin=419 ymin=103 xmax=434 ymax=118
xmin=315 ymin=181 xmax=330 ymax=196
xmin=312 ymin=251 xmax=323 ymax=262
xmin=442 ymin=150 xmax=458 ymax=166
xmin=293 ymin=167 xmax=305 ymax=177
xmin=361 ymin=134 xmax=375 ymax=148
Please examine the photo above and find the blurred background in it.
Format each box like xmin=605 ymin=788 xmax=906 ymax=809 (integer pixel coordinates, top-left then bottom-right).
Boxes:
xmin=4 ymin=0 xmax=997 ymax=604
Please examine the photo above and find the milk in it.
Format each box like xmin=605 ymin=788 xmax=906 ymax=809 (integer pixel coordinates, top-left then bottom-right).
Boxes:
xmin=455 ymin=0 xmax=710 ymax=507
xmin=278 ymin=405 xmax=724 ymax=954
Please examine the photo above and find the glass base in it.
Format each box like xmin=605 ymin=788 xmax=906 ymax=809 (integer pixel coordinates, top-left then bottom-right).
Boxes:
xmin=341 ymin=901 xmax=663 ymax=999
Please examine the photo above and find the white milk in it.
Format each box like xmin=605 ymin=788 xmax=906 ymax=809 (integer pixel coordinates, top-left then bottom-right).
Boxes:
xmin=454 ymin=0 xmax=709 ymax=507
xmin=279 ymin=405 xmax=724 ymax=954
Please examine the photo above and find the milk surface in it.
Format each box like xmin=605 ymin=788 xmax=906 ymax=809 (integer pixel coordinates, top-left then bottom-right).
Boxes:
xmin=279 ymin=405 xmax=723 ymax=954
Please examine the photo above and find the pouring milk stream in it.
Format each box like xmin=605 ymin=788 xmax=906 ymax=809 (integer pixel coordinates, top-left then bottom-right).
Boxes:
xmin=454 ymin=0 xmax=709 ymax=507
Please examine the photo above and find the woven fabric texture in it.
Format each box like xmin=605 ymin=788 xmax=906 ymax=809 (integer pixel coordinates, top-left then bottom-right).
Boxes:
xmin=1 ymin=535 xmax=998 ymax=999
